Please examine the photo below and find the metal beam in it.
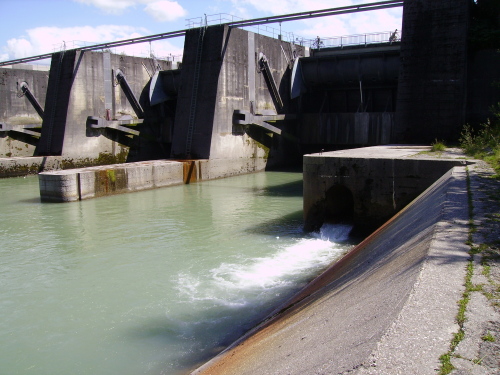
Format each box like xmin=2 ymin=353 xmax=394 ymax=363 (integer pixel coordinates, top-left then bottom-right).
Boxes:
xmin=0 ymin=53 xmax=54 ymax=66
xmin=78 ymin=30 xmax=186 ymax=52
xmin=227 ymin=1 xmax=404 ymax=28
xmin=0 ymin=1 xmax=403 ymax=67
xmin=0 ymin=30 xmax=186 ymax=66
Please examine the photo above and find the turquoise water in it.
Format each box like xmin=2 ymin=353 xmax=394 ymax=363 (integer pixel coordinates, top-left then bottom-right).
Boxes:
xmin=0 ymin=172 xmax=353 ymax=374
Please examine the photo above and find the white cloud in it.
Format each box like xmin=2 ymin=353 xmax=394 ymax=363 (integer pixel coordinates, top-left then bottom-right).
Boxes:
xmin=73 ymin=0 xmax=188 ymax=21
xmin=0 ymin=25 xmax=183 ymax=62
xmin=5 ymin=38 xmax=35 ymax=59
xmin=229 ymin=0 xmax=353 ymax=16
xmin=74 ymin=0 xmax=138 ymax=13
xmin=144 ymin=1 xmax=187 ymax=22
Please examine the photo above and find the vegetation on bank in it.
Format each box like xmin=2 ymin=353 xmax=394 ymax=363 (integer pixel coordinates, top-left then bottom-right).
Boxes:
xmin=460 ymin=103 xmax=500 ymax=176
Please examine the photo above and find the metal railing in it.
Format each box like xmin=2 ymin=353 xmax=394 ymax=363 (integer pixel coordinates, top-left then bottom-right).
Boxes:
xmin=302 ymin=30 xmax=401 ymax=49
xmin=186 ymin=13 xmax=299 ymax=43
xmin=186 ymin=13 xmax=401 ymax=49
xmin=0 ymin=29 xmax=186 ymax=66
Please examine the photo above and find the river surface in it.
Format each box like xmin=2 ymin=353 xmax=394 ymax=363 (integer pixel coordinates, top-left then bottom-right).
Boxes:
xmin=0 ymin=171 xmax=354 ymax=375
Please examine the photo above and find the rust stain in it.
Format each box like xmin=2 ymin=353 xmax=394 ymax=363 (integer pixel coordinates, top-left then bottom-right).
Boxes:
xmin=182 ymin=160 xmax=197 ymax=184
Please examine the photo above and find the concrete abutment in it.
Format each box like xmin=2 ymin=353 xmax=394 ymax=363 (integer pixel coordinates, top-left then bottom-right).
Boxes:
xmin=303 ymin=146 xmax=467 ymax=235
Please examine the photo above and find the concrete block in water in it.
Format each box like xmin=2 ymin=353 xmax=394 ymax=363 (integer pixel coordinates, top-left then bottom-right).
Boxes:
xmin=124 ymin=163 xmax=154 ymax=191
xmin=154 ymin=160 xmax=184 ymax=187
xmin=38 ymin=171 xmax=79 ymax=202
xmin=39 ymin=160 xmax=184 ymax=202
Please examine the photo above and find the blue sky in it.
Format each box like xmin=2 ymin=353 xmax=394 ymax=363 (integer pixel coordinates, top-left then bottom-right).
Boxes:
xmin=0 ymin=0 xmax=402 ymax=64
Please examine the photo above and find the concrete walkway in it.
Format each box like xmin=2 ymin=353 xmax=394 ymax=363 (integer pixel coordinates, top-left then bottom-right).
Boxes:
xmin=192 ymin=166 xmax=471 ymax=374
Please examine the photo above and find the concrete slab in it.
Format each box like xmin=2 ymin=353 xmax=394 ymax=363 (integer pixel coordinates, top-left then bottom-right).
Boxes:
xmin=318 ymin=145 xmax=431 ymax=158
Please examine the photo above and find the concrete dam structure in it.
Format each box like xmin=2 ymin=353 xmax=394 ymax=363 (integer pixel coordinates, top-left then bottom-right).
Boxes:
xmin=0 ymin=1 xmax=498 ymax=373
xmin=1 ymin=0 xmax=498 ymax=181
xmin=0 ymin=25 xmax=306 ymax=179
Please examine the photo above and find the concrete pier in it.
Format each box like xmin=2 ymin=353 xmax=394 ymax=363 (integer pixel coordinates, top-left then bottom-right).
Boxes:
xmin=37 ymin=156 xmax=268 ymax=202
xmin=39 ymin=160 xmax=184 ymax=202
xmin=303 ymin=145 xmax=466 ymax=234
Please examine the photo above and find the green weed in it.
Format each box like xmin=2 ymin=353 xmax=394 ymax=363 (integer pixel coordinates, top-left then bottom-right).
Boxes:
xmin=460 ymin=103 xmax=500 ymax=174
xmin=431 ymin=140 xmax=447 ymax=152
xmin=482 ymin=332 xmax=496 ymax=342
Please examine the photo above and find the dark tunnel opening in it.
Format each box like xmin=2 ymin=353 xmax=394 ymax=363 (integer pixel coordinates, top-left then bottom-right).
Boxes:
xmin=324 ymin=184 xmax=354 ymax=224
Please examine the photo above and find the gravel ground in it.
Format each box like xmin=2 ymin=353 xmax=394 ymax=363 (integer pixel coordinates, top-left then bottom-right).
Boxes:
xmin=451 ymin=157 xmax=500 ymax=374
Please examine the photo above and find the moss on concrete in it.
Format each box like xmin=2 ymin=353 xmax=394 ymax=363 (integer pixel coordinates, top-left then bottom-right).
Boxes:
xmin=0 ymin=148 xmax=130 ymax=178
xmin=61 ymin=149 xmax=129 ymax=170
xmin=0 ymin=162 xmax=41 ymax=178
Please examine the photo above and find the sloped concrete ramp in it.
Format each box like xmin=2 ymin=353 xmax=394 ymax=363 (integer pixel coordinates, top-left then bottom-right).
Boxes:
xmin=192 ymin=166 xmax=470 ymax=374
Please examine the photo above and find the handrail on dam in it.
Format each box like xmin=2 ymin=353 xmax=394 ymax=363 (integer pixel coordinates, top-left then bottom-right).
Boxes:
xmin=0 ymin=0 xmax=403 ymax=67
xmin=307 ymin=30 xmax=401 ymax=49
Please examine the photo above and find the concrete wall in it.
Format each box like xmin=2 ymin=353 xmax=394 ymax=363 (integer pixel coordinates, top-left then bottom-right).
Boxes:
xmin=466 ymin=49 xmax=500 ymax=126
xmin=303 ymin=146 xmax=465 ymax=234
xmin=299 ymin=113 xmax=393 ymax=147
xmin=0 ymin=67 xmax=48 ymax=157
xmin=171 ymin=26 xmax=305 ymax=175
xmin=36 ymin=50 xmax=171 ymax=162
xmin=295 ymin=45 xmax=399 ymax=152
xmin=210 ymin=27 xmax=296 ymax=173
xmin=395 ymin=0 xmax=470 ymax=143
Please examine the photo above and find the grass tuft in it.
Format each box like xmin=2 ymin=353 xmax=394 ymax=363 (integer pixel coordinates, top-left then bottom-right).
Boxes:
xmin=431 ymin=139 xmax=447 ymax=152
xmin=482 ymin=332 xmax=496 ymax=342
xmin=439 ymin=353 xmax=454 ymax=374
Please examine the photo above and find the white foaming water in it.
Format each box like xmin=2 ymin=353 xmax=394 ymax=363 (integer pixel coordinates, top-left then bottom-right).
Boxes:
xmin=175 ymin=223 xmax=353 ymax=313
xmin=313 ymin=223 xmax=353 ymax=242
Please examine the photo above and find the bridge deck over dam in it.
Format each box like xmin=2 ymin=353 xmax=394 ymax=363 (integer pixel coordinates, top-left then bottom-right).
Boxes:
xmin=191 ymin=147 xmax=471 ymax=374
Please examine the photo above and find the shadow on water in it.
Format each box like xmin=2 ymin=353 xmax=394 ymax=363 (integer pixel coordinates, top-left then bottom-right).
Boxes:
xmin=245 ymin=210 xmax=304 ymax=237
xmin=18 ymin=197 xmax=42 ymax=204
xmin=251 ymin=179 xmax=303 ymax=198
